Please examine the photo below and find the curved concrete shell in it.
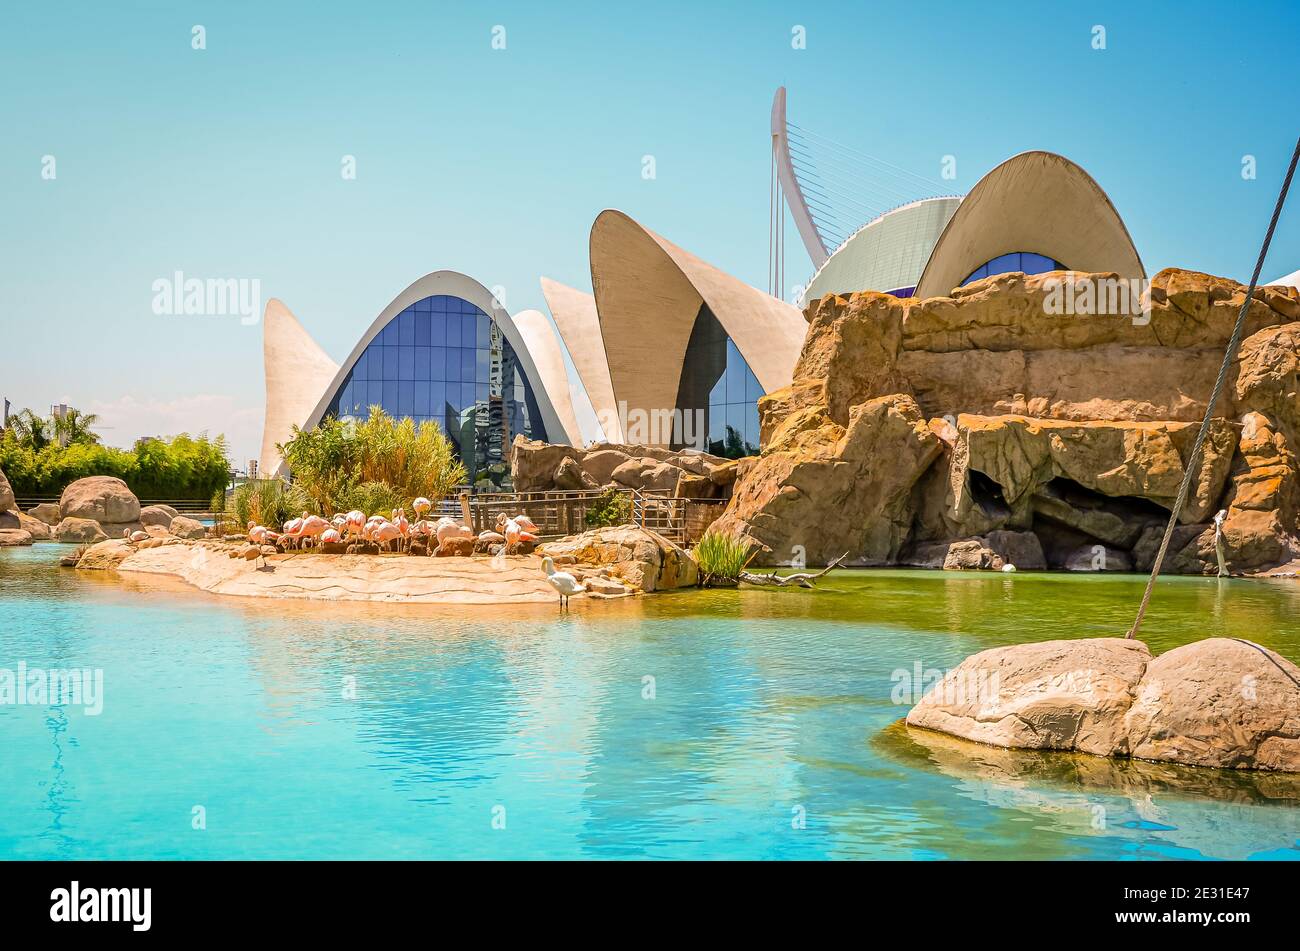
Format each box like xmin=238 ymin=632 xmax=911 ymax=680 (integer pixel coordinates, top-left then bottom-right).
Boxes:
xmin=263 ymin=271 xmax=572 ymax=478
xmin=1268 ymin=268 xmax=1300 ymax=290
xmin=510 ymin=307 xmax=583 ymax=447
xmin=540 ymin=277 xmax=622 ymax=442
xmin=588 ymin=210 xmax=806 ymax=444
xmin=260 ymin=298 xmax=341 ymax=477
xmin=802 ymin=197 xmax=962 ymax=304
xmin=915 ymin=151 xmax=1145 ymax=299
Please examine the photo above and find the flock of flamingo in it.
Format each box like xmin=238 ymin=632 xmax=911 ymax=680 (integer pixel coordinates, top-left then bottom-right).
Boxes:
xmin=247 ymin=496 xmax=541 ymax=554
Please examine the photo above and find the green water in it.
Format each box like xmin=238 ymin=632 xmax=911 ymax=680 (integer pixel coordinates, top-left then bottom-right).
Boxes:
xmin=2 ymin=543 xmax=1298 ymax=860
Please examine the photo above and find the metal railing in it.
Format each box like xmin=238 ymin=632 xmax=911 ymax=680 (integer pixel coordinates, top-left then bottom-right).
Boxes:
xmin=14 ymin=496 xmax=212 ymax=514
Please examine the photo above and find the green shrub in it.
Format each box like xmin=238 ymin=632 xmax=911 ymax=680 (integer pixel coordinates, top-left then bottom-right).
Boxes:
xmin=693 ymin=530 xmax=753 ymax=586
xmin=585 ymin=488 xmax=632 ymax=528
xmin=0 ymin=428 xmax=229 ymax=500
xmin=335 ymin=480 xmax=406 ymax=519
xmin=277 ymin=407 xmax=466 ymax=515
xmin=223 ymin=479 xmax=313 ymax=533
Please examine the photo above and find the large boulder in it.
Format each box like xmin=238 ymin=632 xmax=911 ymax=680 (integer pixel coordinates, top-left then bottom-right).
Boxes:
xmin=74 ymin=539 xmax=136 ymax=570
xmin=0 ymin=529 xmax=33 ymax=546
xmin=55 ymin=517 xmax=109 ymax=544
xmin=907 ymin=638 xmax=1151 ymax=757
xmin=168 ymin=516 xmax=207 ymax=540
xmin=553 ymin=456 xmax=597 ymax=491
xmin=26 ymin=502 xmax=62 ymax=526
xmin=59 ymin=476 xmax=140 ymax=524
xmin=16 ymin=511 xmax=51 ymax=540
xmin=538 ymin=525 xmax=697 ymax=592
xmin=712 ymin=394 xmax=943 ymax=565
xmin=581 ymin=449 xmax=632 ymax=485
xmin=907 ymin=636 xmax=1300 ymax=772
xmin=510 ymin=436 xmax=580 ymax=492
xmin=138 ymin=504 xmax=179 ymax=528
xmin=0 ymin=466 xmax=14 ymax=511
xmin=1125 ymin=638 xmax=1300 ymax=771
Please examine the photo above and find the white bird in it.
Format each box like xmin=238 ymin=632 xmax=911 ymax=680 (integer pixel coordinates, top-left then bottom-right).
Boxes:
xmin=542 ymin=556 xmax=586 ymax=609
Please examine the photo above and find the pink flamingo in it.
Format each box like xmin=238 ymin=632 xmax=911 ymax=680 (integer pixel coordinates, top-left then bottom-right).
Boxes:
xmin=281 ymin=515 xmax=306 ymax=550
xmin=391 ymin=509 xmax=410 ymax=553
xmin=412 ymin=497 xmax=432 ymax=518
xmin=344 ymin=510 xmax=366 ymax=539
xmin=372 ymin=520 xmax=402 ymax=553
xmin=298 ymin=514 xmax=330 ymax=549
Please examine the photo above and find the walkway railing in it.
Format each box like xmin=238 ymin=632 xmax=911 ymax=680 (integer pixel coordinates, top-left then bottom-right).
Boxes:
xmin=14 ymin=496 xmax=213 ymax=514
xmin=440 ymin=487 xmax=723 ymax=545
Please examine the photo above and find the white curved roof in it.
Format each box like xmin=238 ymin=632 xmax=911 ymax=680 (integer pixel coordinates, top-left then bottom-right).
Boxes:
xmin=915 ymin=151 xmax=1145 ymax=298
xmin=588 ymin=210 xmax=806 ymax=444
xmin=801 ymin=197 xmax=962 ymax=305
xmin=260 ymin=299 xmax=340 ymax=477
xmin=1268 ymin=268 xmax=1300 ymax=289
xmin=263 ymin=271 xmax=572 ymax=478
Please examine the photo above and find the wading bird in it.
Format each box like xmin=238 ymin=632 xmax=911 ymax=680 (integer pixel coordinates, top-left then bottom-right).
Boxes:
xmin=542 ymin=556 xmax=585 ymax=609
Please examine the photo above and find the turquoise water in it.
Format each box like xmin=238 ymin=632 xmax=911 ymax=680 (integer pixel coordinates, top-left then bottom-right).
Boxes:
xmin=2 ymin=543 xmax=1299 ymax=860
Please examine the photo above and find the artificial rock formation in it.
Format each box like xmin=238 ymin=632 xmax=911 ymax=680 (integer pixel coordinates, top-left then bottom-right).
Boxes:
xmin=512 ymin=436 xmax=738 ymax=500
xmin=906 ymin=636 xmax=1300 ymax=772
xmin=714 ymin=269 xmax=1300 ymax=572
xmin=538 ymin=525 xmax=698 ymax=592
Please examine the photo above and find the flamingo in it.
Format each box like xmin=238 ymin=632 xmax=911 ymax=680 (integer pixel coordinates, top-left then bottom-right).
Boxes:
xmin=391 ymin=509 xmax=410 ymax=553
xmin=344 ymin=510 xmax=366 ymax=539
xmin=412 ymin=497 xmax=432 ymax=518
xmin=478 ymin=530 xmax=506 ymax=545
xmin=281 ymin=515 xmax=306 ymax=550
xmin=372 ymin=520 xmax=402 ymax=552
xmin=542 ymin=556 xmax=586 ymax=609
xmin=122 ymin=528 xmax=149 ymax=544
xmin=436 ymin=518 xmax=472 ymax=547
xmin=514 ymin=513 xmax=539 ymax=535
xmin=320 ymin=527 xmax=343 ymax=545
xmin=298 ymin=513 xmax=330 ymax=549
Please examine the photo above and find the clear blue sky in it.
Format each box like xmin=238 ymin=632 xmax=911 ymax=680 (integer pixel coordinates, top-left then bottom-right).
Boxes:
xmin=4 ymin=0 xmax=1299 ymax=464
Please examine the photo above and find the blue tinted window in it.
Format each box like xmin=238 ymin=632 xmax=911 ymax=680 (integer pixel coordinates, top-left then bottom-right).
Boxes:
xmin=319 ymin=293 xmax=548 ymax=481
xmin=962 ymin=251 xmax=1066 ymax=287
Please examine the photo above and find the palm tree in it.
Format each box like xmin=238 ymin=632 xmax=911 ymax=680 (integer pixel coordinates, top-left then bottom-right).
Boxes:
xmin=6 ymin=408 xmax=51 ymax=450
xmin=52 ymin=408 xmax=101 ymax=446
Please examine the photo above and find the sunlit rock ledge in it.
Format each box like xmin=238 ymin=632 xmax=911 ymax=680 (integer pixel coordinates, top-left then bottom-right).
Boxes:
xmin=905 ymin=636 xmax=1300 ymax=772
xmin=71 ymin=524 xmax=697 ymax=605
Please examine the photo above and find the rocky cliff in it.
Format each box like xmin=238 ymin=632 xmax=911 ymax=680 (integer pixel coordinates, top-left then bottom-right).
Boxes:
xmin=714 ymin=269 xmax=1300 ymax=573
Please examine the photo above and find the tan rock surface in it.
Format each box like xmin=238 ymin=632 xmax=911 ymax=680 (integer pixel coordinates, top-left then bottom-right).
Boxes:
xmin=116 ymin=543 xmax=567 ymax=604
xmin=906 ymin=638 xmax=1152 ymax=757
xmin=59 ymin=476 xmax=140 ymax=523
xmin=1125 ymin=638 xmax=1300 ymax=771
xmin=538 ymin=525 xmax=697 ymax=592
xmin=714 ymin=394 xmax=942 ymax=565
xmin=0 ymin=528 xmax=34 ymax=546
xmin=26 ymin=502 xmax=61 ymax=526
xmin=908 ymin=636 xmax=1300 ymax=771
xmin=54 ymin=517 xmax=108 ymax=544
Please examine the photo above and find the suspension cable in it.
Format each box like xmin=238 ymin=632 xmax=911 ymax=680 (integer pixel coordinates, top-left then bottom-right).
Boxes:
xmin=1127 ymin=135 xmax=1300 ymax=640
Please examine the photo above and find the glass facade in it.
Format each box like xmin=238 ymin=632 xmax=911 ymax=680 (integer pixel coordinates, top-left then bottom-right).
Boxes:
xmin=324 ymin=294 xmax=546 ymax=484
xmin=675 ymin=304 xmax=762 ymax=458
xmin=962 ymin=251 xmax=1066 ymax=286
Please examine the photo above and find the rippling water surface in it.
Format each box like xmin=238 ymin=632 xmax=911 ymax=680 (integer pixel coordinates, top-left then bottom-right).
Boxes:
xmin=2 ymin=544 xmax=1299 ymax=860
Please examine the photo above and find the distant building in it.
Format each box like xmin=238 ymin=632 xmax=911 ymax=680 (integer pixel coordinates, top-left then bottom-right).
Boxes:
xmin=248 ymin=459 xmax=258 ymax=480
